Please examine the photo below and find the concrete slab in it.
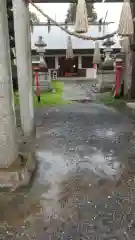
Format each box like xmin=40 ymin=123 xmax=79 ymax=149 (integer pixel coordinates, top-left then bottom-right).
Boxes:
xmin=62 ymin=81 xmax=98 ymax=101
xmin=0 ymin=152 xmax=36 ymax=190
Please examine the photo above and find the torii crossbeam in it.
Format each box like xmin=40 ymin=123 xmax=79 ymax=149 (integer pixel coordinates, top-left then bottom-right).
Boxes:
xmin=33 ymin=0 xmax=124 ymax=2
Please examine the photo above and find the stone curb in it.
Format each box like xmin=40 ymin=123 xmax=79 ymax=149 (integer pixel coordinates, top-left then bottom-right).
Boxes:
xmin=0 ymin=152 xmax=37 ymax=191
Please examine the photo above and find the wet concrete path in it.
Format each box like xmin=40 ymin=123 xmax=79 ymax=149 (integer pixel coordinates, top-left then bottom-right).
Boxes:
xmin=62 ymin=80 xmax=98 ymax=101
xmin=1 ymin=103 xmax=135 ymax=239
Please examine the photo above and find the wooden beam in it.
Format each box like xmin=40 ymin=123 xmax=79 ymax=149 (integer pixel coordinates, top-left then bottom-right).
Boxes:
xmin=33 ymin=0 xmax=124 ymax=3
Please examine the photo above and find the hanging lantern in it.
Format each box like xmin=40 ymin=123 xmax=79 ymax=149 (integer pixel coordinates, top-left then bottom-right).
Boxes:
xmin=66 ymin=36 xmax=74 ymax=59
xmin=117 ymin=0 xmax=133 ymax=36
xmin=75 ymin=0 xmax=88 ymax=33
xmin=93 ymin=41 xmax=101 ymax=64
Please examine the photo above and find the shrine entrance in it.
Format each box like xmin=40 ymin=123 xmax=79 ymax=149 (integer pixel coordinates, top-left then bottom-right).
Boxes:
xmin=58 ymin=56 xmax=78 ymax=77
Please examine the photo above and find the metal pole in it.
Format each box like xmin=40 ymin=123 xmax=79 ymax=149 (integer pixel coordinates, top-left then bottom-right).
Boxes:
xmin=13 ymin=0 xmax=35 ymax=136
xmin=35 ymin=71 xmax=40 ymax=102
xmin=0 ymin=0 xmax=18 ymax=168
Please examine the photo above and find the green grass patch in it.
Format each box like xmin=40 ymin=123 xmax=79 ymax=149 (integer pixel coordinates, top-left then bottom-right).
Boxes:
xmin=96 ymin=92 xmax=125 ymax=106
xmin=14 ymin=80 xmax=71 ymax=106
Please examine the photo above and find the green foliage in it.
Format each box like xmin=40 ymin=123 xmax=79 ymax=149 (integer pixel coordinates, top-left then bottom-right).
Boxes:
xmin=34 ymin=81 xmax=70 ymax=106
xmin=14 ymin=81 xmax=71 ymax=107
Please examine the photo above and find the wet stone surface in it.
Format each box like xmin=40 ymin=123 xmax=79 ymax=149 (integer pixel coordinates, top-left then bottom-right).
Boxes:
xmin=62 ymin=81 xmax=98 ymax=101
xmin=1 ymin=103 xmax=135 ymax=239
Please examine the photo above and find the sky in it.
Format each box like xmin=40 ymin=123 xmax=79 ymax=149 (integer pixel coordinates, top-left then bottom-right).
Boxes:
xmin=29 ymin=2 xmax=122 ymax=32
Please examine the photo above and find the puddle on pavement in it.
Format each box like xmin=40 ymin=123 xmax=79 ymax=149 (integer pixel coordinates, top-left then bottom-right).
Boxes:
xmin=0 ymin=147 xmax=132 ymax=231
xmin=94 ymin=128 xmax=116 ymax=139
xmin=35 ymin=148 xmax=123 ymax=216
xmin=2 ymin=146 xmax=124 ymax=222
xmin=37 ymin=146 xmax=120 ymax=181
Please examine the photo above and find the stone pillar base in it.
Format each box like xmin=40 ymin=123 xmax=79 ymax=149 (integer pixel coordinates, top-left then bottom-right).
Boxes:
xmin=0 ymin=151 xmax=37 ymax=191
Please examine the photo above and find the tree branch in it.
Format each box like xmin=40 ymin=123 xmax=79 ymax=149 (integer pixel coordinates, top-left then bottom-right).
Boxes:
xmin=29 ymin=0 xmax=116 ymax=41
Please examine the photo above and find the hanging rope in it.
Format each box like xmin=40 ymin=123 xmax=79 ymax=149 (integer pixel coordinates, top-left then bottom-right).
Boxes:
xmin=28 ymin=0 xmax=116 ymax=41
xmin=93 ymin=41 xmax=101 ymax=64
xmin=66 ymin=36 xmax=74 ymax=59
xmin=75 ymin=0 xmax=88 ymax=33
xmin=117 ymin=0 xmax=133 ymax=36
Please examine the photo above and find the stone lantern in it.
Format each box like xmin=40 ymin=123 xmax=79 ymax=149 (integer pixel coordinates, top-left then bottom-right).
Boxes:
xmin=35 ymin=36 xmax=47 ymax=69
xmin=101 ymin=38 xmax=115 ymax=70
xmin=34 ymin=36 xmax=51 ymax=92
xmin=102 ymin=38 xmax=115 ymax=61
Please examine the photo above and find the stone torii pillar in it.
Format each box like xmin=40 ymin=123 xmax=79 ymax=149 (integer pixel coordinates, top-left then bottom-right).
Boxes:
xmin=13 ymin=0 xmax=35 ymax=137
xmin=0 ymin=0 xmax=18 ymax=168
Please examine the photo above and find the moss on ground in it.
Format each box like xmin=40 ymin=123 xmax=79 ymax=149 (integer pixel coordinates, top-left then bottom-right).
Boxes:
xmin=96 ymin=92 xmax=125 ymax=107
xmin=14 ymin=80 xmax=71 ymax=106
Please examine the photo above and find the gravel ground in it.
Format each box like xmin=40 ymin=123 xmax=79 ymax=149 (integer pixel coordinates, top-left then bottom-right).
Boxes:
xmin=1 ymin=98 xmax=135 ymax=239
